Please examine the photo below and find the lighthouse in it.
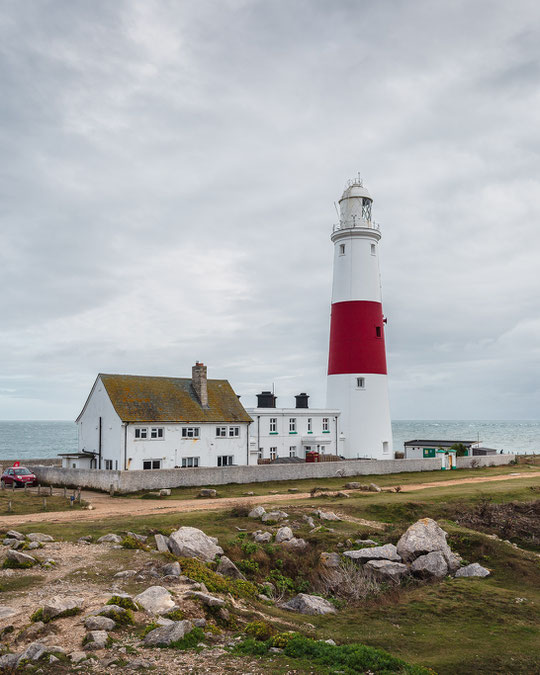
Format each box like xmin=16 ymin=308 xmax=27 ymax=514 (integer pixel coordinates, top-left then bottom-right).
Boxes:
xmin=326 ymin=176 xmax=393 ymax=459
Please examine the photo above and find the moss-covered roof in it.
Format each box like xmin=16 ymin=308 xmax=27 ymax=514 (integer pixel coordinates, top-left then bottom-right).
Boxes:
xmin=99 ymin=374 xmax=252 ymax=424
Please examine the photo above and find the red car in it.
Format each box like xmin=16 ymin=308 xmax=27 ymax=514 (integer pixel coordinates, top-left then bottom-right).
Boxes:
xmin=1 ymin=466 xmax=37 ymax=488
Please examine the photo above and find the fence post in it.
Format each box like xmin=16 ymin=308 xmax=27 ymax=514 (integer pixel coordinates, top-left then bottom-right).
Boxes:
xmin=63 ymin=486 xmax=67 ymax=498
xmin=7 ymin=500 xmax=12 ymax=512
xmin=37 ymin=484 xmax=41 ymax=495
xmin=11 ymin=480 xmax=15 ymax=492
xmin=109 ymin=483 xmax=115 ymax=497
xmin=42 ymin=497 xmax=47 ymax=510
xmin=24 ymin=482 xmax=28 ymax=494
xmin=49 ymin=485 xmax=53 ymax=496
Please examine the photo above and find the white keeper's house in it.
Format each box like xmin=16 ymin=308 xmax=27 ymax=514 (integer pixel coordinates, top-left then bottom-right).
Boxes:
xmin=245 ymin=391 xmax=341 ymax=462
xmin=64 ymin=363 xmax=252 ymax=471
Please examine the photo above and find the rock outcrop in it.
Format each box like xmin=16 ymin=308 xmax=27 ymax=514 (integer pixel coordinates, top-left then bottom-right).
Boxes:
xmin=280 ymin=593 xmax=337 ymax=615
xmin=167 ymin=526 xmax=223 ymax=562
xmin=344 ymin=544 xmax=401 ymax=563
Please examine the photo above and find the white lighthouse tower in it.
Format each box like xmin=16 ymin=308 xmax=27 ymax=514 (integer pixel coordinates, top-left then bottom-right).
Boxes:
xmin=326 ymin=176 xmax=393 ymax=459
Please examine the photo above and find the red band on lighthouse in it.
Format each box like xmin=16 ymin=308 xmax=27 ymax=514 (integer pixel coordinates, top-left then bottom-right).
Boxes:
xmin=327 ymin=300 xmax=388 ymax=375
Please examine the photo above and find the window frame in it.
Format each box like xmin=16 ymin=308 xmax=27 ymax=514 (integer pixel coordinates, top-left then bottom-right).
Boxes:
xmin=181 ymin=457 xmax=200 ymax=468
xmin=270 ymin=447 xmax=277 ymax=460
xmin=150 ymin=427 xmax=164 ymax=439
xmin=269 ymin=418 xmax=277 ymax=433
xmin=216 ymin=426 xmax=227 ymax=437
xmin=182 ymin=427 xmax=200 ymax=439
xmin=289 ymin=418 xmax=297 ymax=433
xmin=217 ymin=455 xmax=234 ymax=467
xmin=134 ymin=427 xmax=148 ymax=440
xmin=339 ymin=243 xmax=346 ymax=255
xmin=289 ymin=446 xmax=296 ymax=458
xmin=356 ymin=377 xmax=365 ymax=389
xmin=228 ymin=426 xmax=240 ymax=437
xmin=322 ymin=417 xmax=330 ymax=433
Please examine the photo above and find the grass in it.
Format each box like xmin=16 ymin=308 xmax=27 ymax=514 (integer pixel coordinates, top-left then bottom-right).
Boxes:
xmin=123 ymin=464 xmax=538 ymax=501
xmin=0 ymin=489 xmax=85 ymax=515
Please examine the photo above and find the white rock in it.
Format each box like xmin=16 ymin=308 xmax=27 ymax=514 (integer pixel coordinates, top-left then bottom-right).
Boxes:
xmin=316 ymin=510 xmax=341 ymax=521
xmin=184 ymin=591 xmax=225 ymax=607
xmin=167 ymin=526 xmax=223 ymax=562
xmin=248 ymin=506 xmax=266 ymax=518
xmin=280 ymin=593 xmax=337 ymax=615
xmin=344 ymin=544 xmax=401 ymax=563
xmin=261 ymin=510 xmax=288 ymax=523
xmin=84 ymin=630 xmax=109 ymax=650
xmin=396 ymin=518 xmax=450 ymax=562
xmin=216 ymin=556 xmax=245 ymax=580
xmin=27 ymin=533 xmax=54 ymax=543
xmin=0 ymin=606 xmax=17 ymax=619
xmin=143 ymin=620 xmax=193 ymax=647
xmin=252 ymin=530 xmax=272 ymax=543
xmin=410 ymin=551 xmax=449 ymax=578
xmin=42 ymin=596 xmax=83 ymax=622
xmin=6 ymin=530 xmax=25 ymax=541
xmin=365 ymin=559 xmax=409 ymax=582
xmin=282 ymin=537 xmax=308 ymax=551
xmin=84 ymin=616 xmax=115 ymax=631
xmin=97 ymin=534 xmax=122 ymax=544
xmin=134 ymin=586 xmax=175 ymax=615
xmin=455 ymin=563 xmax=491 ymax=578
xmin=154 ymin=534 xmax=170 ymax=553
xmin=275 ymin=527 xmax=293 ymax=543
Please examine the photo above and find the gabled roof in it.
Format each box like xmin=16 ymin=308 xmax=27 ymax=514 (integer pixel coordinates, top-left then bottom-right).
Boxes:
xmin=98 ymin=374 xmax=252 ymax=424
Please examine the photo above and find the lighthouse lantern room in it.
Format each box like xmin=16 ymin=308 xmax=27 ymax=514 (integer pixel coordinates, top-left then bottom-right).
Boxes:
xmin=326 ymin=176 xmax=393 ymax=459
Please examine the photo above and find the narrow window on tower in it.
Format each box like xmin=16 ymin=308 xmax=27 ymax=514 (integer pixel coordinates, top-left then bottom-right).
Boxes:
xmin=339 ymin=243 xmax=345 ymax=255
xmin=371 ymin=243 xmax=376 ymax=255
xmin=376 ymin=326 xmax=382 ymax=338
xmin=356 ymin=377 xmax=365 ymax=389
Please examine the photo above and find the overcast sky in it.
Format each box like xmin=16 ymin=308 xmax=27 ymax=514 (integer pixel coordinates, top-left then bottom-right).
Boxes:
xmin=1 ymin=0 xmax=539 ymax=421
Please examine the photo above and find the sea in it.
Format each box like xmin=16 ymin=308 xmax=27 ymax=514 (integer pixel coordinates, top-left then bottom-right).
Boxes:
xmin=0 ymin=420 xmax=538 ymax=462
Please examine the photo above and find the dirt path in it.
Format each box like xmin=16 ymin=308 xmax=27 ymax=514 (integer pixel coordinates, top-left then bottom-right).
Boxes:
xmin=0 ymin=471 xmax=534 ymax=528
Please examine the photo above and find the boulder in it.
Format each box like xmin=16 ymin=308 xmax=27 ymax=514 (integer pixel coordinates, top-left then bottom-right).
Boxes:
xmin=84 ymin=616 xmax=115 ymax=631
xmin=396 ymin=518 xmax=450 ymax=562
xmin=303 ymin=515 xmax=316 ymax=528
xmin=184 ymin=591 xmax=225 ymax=607
xmin=282 ymin=537 xmax=307 ymax=551
xmin=0 ymin=654 xmax=20 ymax=669
xmin=280 ymin=593 xmax=337 ymax=615
xmin=6 ymin=530 xmax=25 ymax=541
xmin=252 ymin=530 xmax=272 ymax=543
xmin=18 ymin=621 xmax=47 ymax=641
xmin=98 ymin=604 xmax=131 ymax=620
xmin=3 ymin=538 xmax=20 ymax=547
xmin=411 ymin=551 xmax=449 ymax=579
xmin=0 ymin=606 xmax=17 ymax=619
xmin=143 ymin=620 xmax=193 ymax=647
xmin=455 ymin=563 xmax=490 ymax=578
xmin=27 ymin=542 xmax=40 ymax=550
xmin=154 ymin=534 xmax=170 ymax=553
xmin=199 ymin=488 xmax=217 ymax=498
xmin=216 ymin=556 xmax=245 ymax=580
xmin=275 ymin=527 xmax=293 ymax=543
xmin=162 ymin=561 xmax=182 ymax=577
xmin=114 ymin=570 xmax=137 ymax=579
xmin=368 ymin=483 xmax=382 ymax=492
xmin=27 ymin=533 xmax=54 ymax=543
xmin=159 ymin=489 xmax=171 ymax=496
xmin=69 ymin=651 xmax=88 ymax=664
xmin=355 ymin=539 xmax=378 ymax=546
xmin=319 ymin=552 xmax=341 ymax=568
xmin=316 ymin=510 xmax=341 ymax=521
xmin=248 ymin=506 xmax=266 ymax=518
xmin=344 ymin=482 xmax=361 ymax=489
xmin=167 ymin=526 xmax=223 ymax=562
xmin=6 ymin=549 xmax=37 ymax=567
xmin=97 ymin=534 xmax=122 ymax=544
xmin=344 ymin=544 xmax=401 ymax=563
xmin=84 ymin=630 xmax=109 ymax=650
xmin=42 ymin=596 xmax=83 ymax=622
xmin=134 ymin=586 xmax=175 ymax=615
xmin=365 ymin=560 xmax=409 ymax=582
xmin=261 ymin=510 xmax=288 ymax=523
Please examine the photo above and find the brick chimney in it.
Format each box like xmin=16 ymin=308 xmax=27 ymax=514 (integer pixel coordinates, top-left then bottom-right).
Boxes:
xmin=192 ymin=362 xmax=208 ymax=408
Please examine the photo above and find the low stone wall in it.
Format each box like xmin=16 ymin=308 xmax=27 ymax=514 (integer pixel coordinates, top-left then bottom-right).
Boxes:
xmin=28 ymin=453 xmax=515 ymax=494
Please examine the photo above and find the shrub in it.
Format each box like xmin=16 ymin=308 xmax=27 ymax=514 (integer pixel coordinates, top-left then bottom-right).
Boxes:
xmin=30 ymin=608 xmax=44 ymax=623
xmin=165 ymin=608 xmax=184 ymax=621
xmin=30 ymin=607 xmax=81 ymax=624
xmin=271 ymin=632 xmax=295 ymax=649
xmin=100 ymin=607 xmax=134 ymax=626
xmin=179 ymin=557 xmax=258 ymax=600
xmin=244 ymin=621 xmax=275 ymax=641
xmin=240 ymin=539 xmax=259 ymax=556
xmin=168 ymin=627 xmax=205 ymax=651
xmin=107 ymin=596 xmax=138 ymax=611
xmin=230 ymin=503 xmax=252 ymax=518
xmin=237 ymin=559 xmax=259 ymax=575
xmin=2 ymin=558 xmax=35 ymax=570
xmin=140 ymin=621 xmax=159 ymax=637
xmin=121 ymin=536 xmax=148 ymax=551
xmin=317 ymin=559 xmax=381 ymax=604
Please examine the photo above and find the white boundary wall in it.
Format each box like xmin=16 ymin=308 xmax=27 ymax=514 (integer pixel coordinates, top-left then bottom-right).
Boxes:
xmin=28 ymin=454 xmax=515 ymax=494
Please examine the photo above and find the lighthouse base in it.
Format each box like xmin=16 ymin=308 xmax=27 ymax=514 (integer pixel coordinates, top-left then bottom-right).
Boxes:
xmin=327 ymin=373 xmax=393 ymax=460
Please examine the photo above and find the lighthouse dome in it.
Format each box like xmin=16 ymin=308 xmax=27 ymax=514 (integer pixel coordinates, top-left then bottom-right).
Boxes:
xmin=338 ymin=176 xmax=373 ymax=227
xmin=340 ymin=183 xmax=372 ymax=203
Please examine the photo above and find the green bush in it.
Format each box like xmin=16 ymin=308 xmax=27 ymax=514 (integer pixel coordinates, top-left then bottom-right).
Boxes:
xmin=237 ymin=559 xmax=259 ymax=575
xmin=240 ymin=539 xmax=259 ymax=556
xmin=179 ymin=557 xmax=258 ymax=600
xmin=244 ymin=621 xmax=275 ymax=641
xmin=120 ymin=536 xmax=148 ymax=551
xmin=234 ymin=633 xmax=434 ymax=674
xmin=2 ymin=558 xmax=36 ymax=570
xmin=165 ymin=608 xmax=184 ymax=621
xmin=140 ymin=621 xmax=159 ymax=637
xmin=168 ymin=627 xmax=205 ymax=651
xmin=30 ymin=607 xmax=81 ymax=624
xmin=107 ymin=596 xmax=138 ymax=611
xmin=100 ymin=607 xmax=135 ymax=626
xmin=30 ymin=608 xmax=44 ymax=623
xmin=267 ymin=570 xmax=295 ymax=593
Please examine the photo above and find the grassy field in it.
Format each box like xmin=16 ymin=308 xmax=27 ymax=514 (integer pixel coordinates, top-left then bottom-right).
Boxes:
xmin=0 ymin=489 xmax=86 ymax=515
xmin=4 ymin=470 xmax=539 ymax=674
xmin=125 ymin=463 xmax=538 ymax=501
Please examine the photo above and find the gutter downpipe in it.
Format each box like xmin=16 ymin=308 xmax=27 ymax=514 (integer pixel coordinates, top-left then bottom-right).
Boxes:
xmin=98 ymin=416 xmax=102 ymax=470
xmin=124 ymin=423 xmax=128 ymax=471
xmin=257 ymin=415 xmax=260 ymax=465
xmin=246 ymin=421 xmax=250 ymax=466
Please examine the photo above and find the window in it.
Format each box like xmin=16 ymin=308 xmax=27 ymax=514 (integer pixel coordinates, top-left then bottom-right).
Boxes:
xmin=371 ymin=243 xmax=376 ymax=255
xmin=216 ymin=426 xmax=227 ymax=437
xmin=258 ymin=448 xmax=263 ymax=459
xmin=104 ymin=459 xmax=113 ymax=470
xmin=150 ymin=427 xmax=164 ymax=439
xmin=135 ymin=427 xmax=148 ymax=439
xmin=289 ymin=418 xmax=296 ymax=433
xmin=217 ymin=455 xmax=234 ymax=467
xmin=356 ymin=377 xmax=365 ymax=389
xmin=181 ymin=457 xmax=200 ymax=468
xmin=362 ymin=198 xmax=372 ymax=221
xmin=383 ymin=442 xmax=389 ymax=454
xmin=143 ymin=459 xmax=161 ymax=470
xmin=270 ymin=447 xmax=277 ymax=460
xmin=182 ymin=427 xmax=200 ymax=438
xmin=376 ymin=326 xmax=381 ymax=338
xmin=307 ymin=417 xmax=312 ymax=433
xmin=228 ymin=426 xmax=240 ymax=437
xmin=269 ymin=418 xmax=277 ymax=433
xmin=322 ymin=417 xmax=329 ymax=432
xmin=289 ymin=446 xmax=296 ymax=457
xmin=339 ymin=243 xmax=346 ymax=255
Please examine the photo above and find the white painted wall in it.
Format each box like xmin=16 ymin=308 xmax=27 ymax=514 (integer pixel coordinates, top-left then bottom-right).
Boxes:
xmin=77 ymin=377 xmax=124 ymax=470
xmin=246 ymin=408 xmax=340 ymax=460
xmin=331 ymin=232 xmax=382 ymax=304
